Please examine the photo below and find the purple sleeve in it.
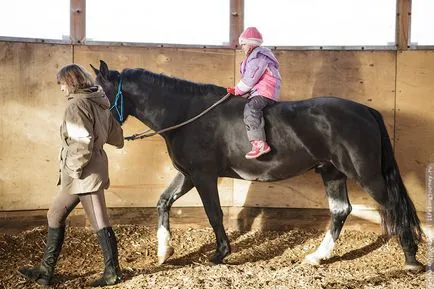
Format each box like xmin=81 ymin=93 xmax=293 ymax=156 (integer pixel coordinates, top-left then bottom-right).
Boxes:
xmin=235 ymin=55 xmax=268 ymax=93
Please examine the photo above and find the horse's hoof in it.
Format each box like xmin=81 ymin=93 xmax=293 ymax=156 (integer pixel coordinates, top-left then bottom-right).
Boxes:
xmin=404 ymin=261 xmax=424 ymax=271
xmin=303 ymin=254 xmax=321 ymax=266
xmin=206 ymin=260 xmax=219 ymax=266
xmin=157 ymin=247 xmax=174 ymax=265
xmin=210 ymin=253 xmax=227 ymax=265
xmin=210 ymin=257 xmax=223 ymax=265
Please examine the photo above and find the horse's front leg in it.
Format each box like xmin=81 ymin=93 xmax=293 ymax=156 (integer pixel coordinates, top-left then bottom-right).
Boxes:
xmin=191 ymin=172 xmax=231 ymax=264
xmin=157 ymin=172 xmax=194 ymax=264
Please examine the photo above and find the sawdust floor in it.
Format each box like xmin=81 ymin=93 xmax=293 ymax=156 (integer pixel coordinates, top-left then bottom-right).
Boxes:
xmin=0 ymin=225 xmax=430 ymax=289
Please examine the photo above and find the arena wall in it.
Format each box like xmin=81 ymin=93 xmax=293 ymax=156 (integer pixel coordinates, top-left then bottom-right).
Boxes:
xmin=1 ymin=42 xmax=432 ymax=217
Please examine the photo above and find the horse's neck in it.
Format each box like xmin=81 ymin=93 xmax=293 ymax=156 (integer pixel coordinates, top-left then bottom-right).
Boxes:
xmin=131 ymin=88 xmax=188 ymax=131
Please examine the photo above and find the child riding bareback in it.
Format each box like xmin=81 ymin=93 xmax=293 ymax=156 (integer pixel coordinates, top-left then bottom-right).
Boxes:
xmin=227 ymin=27 xmax=282 ymax=159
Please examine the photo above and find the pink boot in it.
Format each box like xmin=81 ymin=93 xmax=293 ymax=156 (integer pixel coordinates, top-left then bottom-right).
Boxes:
xmin=245 ymin=140 xmax=271 ymax=159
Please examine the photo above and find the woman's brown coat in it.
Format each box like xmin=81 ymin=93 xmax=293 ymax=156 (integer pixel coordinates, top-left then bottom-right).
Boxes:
xmin=59 ymin=86 xmax=123 ymax=194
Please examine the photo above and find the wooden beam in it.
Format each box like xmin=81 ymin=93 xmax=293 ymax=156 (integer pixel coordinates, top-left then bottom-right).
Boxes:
xmin=0 ymin=207 xmax=387 ymax=234
xmin=396 ymin=0 xmax=412 ymax=50
xmin=70 ymin=0 xmax=86 ymax=44
xmin=230 ymin=0 xmax=244 ymax=48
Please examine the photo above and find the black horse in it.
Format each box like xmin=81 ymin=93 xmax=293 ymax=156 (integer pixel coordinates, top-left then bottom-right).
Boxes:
xmin=91 ymin=60 xmax=423 ymax=270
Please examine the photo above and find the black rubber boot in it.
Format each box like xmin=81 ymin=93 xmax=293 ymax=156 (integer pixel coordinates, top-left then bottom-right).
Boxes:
xmin=91 ymin=227 xmax=122 ymax=287
xmin=17 ymin=226 xmax=65 ymax=285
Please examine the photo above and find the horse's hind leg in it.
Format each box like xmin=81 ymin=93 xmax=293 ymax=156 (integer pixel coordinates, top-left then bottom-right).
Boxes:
xmin=191 ymin=172 xmax=230 ymax=264
xmin=157 ymin=172 xmax=194 ymax=264
xmin=304 ymin=164 xmax=352 ymax=265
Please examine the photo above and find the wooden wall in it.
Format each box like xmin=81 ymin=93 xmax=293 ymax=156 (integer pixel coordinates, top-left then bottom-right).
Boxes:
xmin=0 ymin=41 xmax=432 ymax=214
xmin=0 ymin=42 xmax=71 ymax=209
xmin=396 ymin=51 xmax=434 ymax=211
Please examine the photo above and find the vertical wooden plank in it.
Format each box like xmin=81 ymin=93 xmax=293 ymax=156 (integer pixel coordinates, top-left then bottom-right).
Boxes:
xmin=0 ymin=42 xmax=72 ymax=210
xmin=70 ymin=0 xmax=86 ymax=44
xmin=396 ymin=0 xmax=411 ymax=50
xmin=230 ymin=0 xmax=244 ymax=48
xmin=395 ymin=51 xmax=434 ymax=211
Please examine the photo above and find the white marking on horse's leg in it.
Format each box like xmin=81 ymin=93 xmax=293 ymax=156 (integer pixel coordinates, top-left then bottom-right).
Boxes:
xmin=157 ymin=226 xmax=170 ymax=255
xmin=315 ymin=230 xmax=335 ymax=259
xmin=304 ymin=231 xmax=335 ymax=265
xmin=157 ymin=226 xmax=174 ymax=265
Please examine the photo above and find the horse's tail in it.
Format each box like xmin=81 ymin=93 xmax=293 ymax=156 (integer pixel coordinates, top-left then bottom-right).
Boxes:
xmin=368 ymin=108 xmax=423 ymax=243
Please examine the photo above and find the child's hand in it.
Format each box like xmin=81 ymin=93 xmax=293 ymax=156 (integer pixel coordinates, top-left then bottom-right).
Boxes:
xmin=235 ymin=87 xmax=246 ymax=96
xmin=226 ymin=87 xmax=236 ymax=95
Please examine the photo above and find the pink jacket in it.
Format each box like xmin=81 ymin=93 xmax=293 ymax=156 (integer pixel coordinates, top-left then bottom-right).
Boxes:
xmin=235 ymin=47 xmax=281 ymax=101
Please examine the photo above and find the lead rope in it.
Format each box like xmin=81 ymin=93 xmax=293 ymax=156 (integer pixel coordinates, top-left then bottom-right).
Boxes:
xmin=110 ymin=79 xmax=124 ymax=123
xmin=125 ymin=93 xmax=232 ymax=140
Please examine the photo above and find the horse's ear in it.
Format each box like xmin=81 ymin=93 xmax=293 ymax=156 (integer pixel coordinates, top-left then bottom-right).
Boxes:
xmin=89 ymin=63 xmax=99 ymax=76
xmin=99 ymin=60 xmax=110 ymax=79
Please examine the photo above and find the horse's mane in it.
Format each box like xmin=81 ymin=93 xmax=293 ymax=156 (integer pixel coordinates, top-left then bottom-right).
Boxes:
xmin=123 ymin=68 xmax=225 ymax=96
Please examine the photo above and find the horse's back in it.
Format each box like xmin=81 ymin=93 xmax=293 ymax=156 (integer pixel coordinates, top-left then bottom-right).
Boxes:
xmin=268 ymin=96 xmax=382 ymax=178
xmin=219 ymin=96 xmax=382 ymax=181
xmin=266 ymin=96 xmax=376 ymax=141
xmin=272 ymin=96 xmax=373 ymax=118
xmin=169 ymin=94 xmax=382 ymax=182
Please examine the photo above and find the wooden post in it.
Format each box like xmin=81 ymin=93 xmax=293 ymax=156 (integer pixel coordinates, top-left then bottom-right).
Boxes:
xmin=70 ymin=0 xmax=86 ymax=44
xmin=230 ymin=0 xmax=244 ymax=49
xmin=396 ymin=0 xmax=411 ymax=50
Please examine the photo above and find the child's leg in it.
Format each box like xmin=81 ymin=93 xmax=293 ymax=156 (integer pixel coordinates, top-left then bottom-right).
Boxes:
xmin=243 ymin=95 xmax=275 ymax=141
xmin=243 ymin=95 xmax=275 ymax=159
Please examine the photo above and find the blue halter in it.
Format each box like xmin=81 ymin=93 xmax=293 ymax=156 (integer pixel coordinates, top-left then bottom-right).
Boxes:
xmin=110 ymin=78 xmax=124 ymax=124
